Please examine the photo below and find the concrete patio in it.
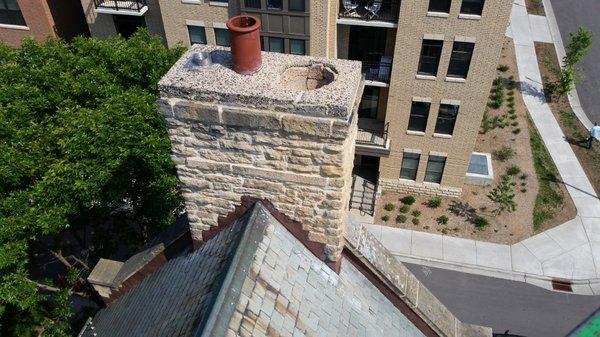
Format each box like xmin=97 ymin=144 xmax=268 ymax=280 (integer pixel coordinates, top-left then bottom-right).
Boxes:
xmin=349 ymin=0 xmax=600 ymax=295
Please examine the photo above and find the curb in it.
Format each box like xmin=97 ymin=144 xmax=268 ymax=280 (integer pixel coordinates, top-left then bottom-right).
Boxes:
xmin=542 ymin=0 xmax=594 ymax=130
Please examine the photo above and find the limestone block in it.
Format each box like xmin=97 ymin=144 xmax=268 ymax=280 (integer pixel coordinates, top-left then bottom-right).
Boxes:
xmin=281 ymin=115 xmax=331 ymax=138
xmin=222 ymin=106 xmax=281 ymax=130
xmin=173 ymin=100 xmax=220 ymax=123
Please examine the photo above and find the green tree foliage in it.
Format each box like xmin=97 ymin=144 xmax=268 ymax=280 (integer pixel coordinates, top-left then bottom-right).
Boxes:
xmin=548 ymin=27 xmax=592 ymax=98
xmin=0 ymin=30 xmax=184 ymax=336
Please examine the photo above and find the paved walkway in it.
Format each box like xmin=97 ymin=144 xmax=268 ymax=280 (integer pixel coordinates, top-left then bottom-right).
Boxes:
xmin=351 ymin=0 xmax=600 ymax=295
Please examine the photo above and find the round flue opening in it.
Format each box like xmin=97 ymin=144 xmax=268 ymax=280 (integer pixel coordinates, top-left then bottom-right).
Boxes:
xmin=227 ymin=16 xmax=259 ymax=32
xmin=281 ymin=63 xmax=336 ymax=91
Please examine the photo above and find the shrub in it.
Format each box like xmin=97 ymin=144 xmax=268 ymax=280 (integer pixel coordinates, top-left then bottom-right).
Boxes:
xmin=507 ymin=90 xmax=515 ymax=96
xmin=473 ymin=216 xmax=489 ymax=229
xmin=508 ymin=102 xmax=515 ymax=109
xmin=509 ymin=114 xmax=518 ymax=120
xmin=384 ymin=203 xmax=395 ymax=211
xmin=506 ymin=165 xmax=522 ymax=176
xmin=487 ymin=175 xmax=517 ymax=214
xmin=521 ymin=188 xmax=528 ymax=193
xmin=401 ymin=195 xmax=416 ymax=205
xmin=412 ymin=217 xmax=420 ymax=225
xmin=411 ymin=209 xmax=422 ymax=217
xmin=427 ymin=198 xmax=442 ymax=208
xmin=507 ymin=96 xmax=515 ymax=103
xmin=399 ymin=205 xmax=410 ymax=213
xmin=381 ymin=215 xmax=390 ymax=222
xmin=494 ymin=146 xmax=515 ymax=162
xmin=497 ymin=64 xmax=509 ymax=72
xmin=519 ymin=173 xmax=528 ymax=180
xmin=493 ymin=77 xmax=505 ymax=108
xmin=396 ymin=214 xmax=407 ymax=223
xmin=512 ymin=128 xmax=522 ymax=134
xmin=436 ymin=215 xmax=449 ymax=225
xmin=481 ymin=109 xmax=492 ymax=134
xmin=511 ymin=121 xmax=519 ymax=127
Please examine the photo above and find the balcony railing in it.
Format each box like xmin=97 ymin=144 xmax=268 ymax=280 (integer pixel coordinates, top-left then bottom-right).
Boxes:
xmin=94 ymin=0 xmax=148 ymax=13
xmin=356 ymin=119 xmax=390 ymax=156
xmin=362 ymin=58 xmax=392 ymax=83
xmin=338 ymin=0 xmax=400 ymax=23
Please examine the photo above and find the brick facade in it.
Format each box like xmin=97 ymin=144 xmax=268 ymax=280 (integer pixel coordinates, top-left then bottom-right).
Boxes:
xmin=0 ymin=0 xmax=88 ymax=47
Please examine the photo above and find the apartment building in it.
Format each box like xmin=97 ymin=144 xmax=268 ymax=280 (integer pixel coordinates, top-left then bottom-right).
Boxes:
xmin=81 ymin=0 xmax=511 ymax=199
xmin=0 ymin=0 xmax=88 ymax=47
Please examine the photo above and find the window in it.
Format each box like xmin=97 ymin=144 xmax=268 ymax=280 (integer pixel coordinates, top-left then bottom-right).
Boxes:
xmin=424 ymin=155 xmax=446 ymax=183
xmin=0 ymin=0 xmax=26 ymax=26
xmin=417 ymin=40 xmax=443 ymax=76
xmin=407 ymin=101 xmax=430 ymax=132
xmin=267 ymin=0 xmax=282 ymax=10
xmin=359 ymin=87 xmax=380 ymax=119
xmin=289 ymin=39 xmax=305 ymax=55
xmin=187 ymin=26 xmax=206 ymax=45
xmin=400 ymin=153 xmax=420 ymax=180
xmin=269 ymin=37 xmax=284 ymax=53
xmin=460 ymin=0 xmax=484 ymax=15
xmin=244 ymin=0 xmax=261 ymax=8
xmin=215 ymin=28 xmax=230 ymax=46
xmin=434 ymin=104 xmax=459 ymax=135
xmin=428 ymin=0 xmax=451 ymax=13
xmin=447 ymin=42 xmax=474 ymax=79
xmin=289 ymin=0 xmax=305 ymax=11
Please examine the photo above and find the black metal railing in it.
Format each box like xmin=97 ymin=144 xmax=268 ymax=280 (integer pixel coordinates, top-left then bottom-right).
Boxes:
xmin=362 ymin=59 xmax=392 ymax=83
xmin=356 ymin=122 xmax=389 ymax=147
xmin=338 ymin=0 xmax=400 ymax=23
xmin=94 ymin=0 xmax=148 ymax=12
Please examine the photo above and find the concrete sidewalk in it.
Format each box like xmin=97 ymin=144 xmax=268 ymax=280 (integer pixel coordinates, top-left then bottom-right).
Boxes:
xmin=351 ymin=0 xmax=600 ymax=295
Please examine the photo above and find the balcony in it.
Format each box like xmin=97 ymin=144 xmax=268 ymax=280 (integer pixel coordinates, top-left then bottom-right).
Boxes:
xmin=94 ymin=0 xmax=148 ymax=16
xmin=355 ymin=119 xmax=390 ymax=156
xmin=338 ymin=0 xmax=400 ymax=27
xmin=362 ymin=56 xmax=392 ymax=85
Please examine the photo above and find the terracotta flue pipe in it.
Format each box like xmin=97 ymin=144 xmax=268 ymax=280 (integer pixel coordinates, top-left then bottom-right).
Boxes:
xmin=226 ymin=15 xmax=262 ymax=75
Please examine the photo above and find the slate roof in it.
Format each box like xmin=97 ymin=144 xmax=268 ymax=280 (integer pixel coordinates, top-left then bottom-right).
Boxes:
xmin=79 ymin=210 xmax=249 ymax=337
xmin=80 ymin=201 xmax=490 ymax=337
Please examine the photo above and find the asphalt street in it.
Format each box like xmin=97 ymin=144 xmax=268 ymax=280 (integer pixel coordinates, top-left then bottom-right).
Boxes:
xmin=550 ymin=0 xmax=600 ymax=123
xmin=405 ymin=263 xmax=600 ymax=337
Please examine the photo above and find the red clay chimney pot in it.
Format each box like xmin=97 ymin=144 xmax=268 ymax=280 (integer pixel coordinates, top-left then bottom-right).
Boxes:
xmin=227 ymin=15 xmax=262 ymax=75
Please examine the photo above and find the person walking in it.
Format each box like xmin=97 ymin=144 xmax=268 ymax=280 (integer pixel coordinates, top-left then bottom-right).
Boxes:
xmin=589 ymin=122 xmax=600 ymax=149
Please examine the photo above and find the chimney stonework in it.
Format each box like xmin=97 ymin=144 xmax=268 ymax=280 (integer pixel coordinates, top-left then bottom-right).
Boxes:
xmin=157 ymin=46 xmax=363 ymax=261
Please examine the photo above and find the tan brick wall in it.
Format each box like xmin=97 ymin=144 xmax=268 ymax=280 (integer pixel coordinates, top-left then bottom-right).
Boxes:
xmin=80 ymin=0 xmax=165 ymax=40
xmin=310 ymin=0 xmax=336 ymax=57
xmin=157 ymin=0 xmax=237 ymax=47
xmin=379 ymin=0 xmax=512 ymax=194
xmin=0 ymin=0 xmax=55 ymax=47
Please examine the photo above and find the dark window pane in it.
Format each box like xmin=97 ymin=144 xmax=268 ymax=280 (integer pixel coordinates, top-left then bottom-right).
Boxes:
xmin=215 ymin=28 xmax=230 ymax=46
xmin=267 ymin=0 xmax=282 ymax=10
xmin=269 ymin=37 xmax=284 ymax=53
xmin=447 ymin=42 xmax=474 ymax=78
xmin=417 ymin=40 xmax=443 ymax=76
xmin=424 ymin=155 xmax=446 ymax=183
xmin=289 ymin=0 xmax=305 ymax=11
xmin=400 ymin=153 xmax=420 ymax=180
xmin=359 ymin=87 xmax=380 ymax=119
xmin=434 ymin=104 xmax=459 ymax=135
xmin=407 ymin=101 xmax=430 ymax=132
xmin=428 ymin=0 xmax=451 ymax=13
xmin=245 ymin=0 xmax=261 ymax=8
xmin=289 ymin=39 xmax=305 ymax=55
xmin=187 ymin=26 xmax=206 ymax=45
xmin=460 ymin=0 xmax=484 ymax=15
xmin=0 ymin=0 xmax=26 ymax=26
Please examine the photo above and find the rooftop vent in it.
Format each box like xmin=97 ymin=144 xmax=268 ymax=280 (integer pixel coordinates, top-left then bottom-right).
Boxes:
xmin=281 ymin=63 xmax=337 ymax=91
xmin=227 ymin=15 xmax=262 ymax=75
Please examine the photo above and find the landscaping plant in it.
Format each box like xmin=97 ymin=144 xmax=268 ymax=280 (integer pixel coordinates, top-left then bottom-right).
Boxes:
xmin=399 ymin=205 xmax=410 ymax=214
xmin=383 ymin=203 xmax=395 ymax=211
xmin=436 ymin=215 xmax=449 ymax=225
xmin=396 ymin=214 xmax=408 ymax=224
xmin=427 ymin=198 xmax=442 ymax=208
xmin=487 ymin=175 xmax=517 ymax=214
xmin=401 ymin=195 xmax=416 ymax=205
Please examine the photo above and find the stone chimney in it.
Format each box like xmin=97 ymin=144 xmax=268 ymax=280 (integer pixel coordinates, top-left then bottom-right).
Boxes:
xmin=157 ymin=46 xmax=363 ymax=261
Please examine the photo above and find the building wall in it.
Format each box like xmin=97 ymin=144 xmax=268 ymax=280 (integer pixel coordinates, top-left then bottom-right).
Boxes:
xmin=158 ymin=0 xmax=234 ymax=47
xmin=80 ymin=0 xmax=166 ymax=40
xmin=379 ymin=0 xmax=512 ymax=196
xmin=0 ymin=0 xmax=55 ymax=47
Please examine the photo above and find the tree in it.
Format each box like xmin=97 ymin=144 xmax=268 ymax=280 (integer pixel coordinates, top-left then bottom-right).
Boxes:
xmin=547 ymin=27 xmax=592 ymax=98
xmin=0 ymin=30 xmax=184 ymax=336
